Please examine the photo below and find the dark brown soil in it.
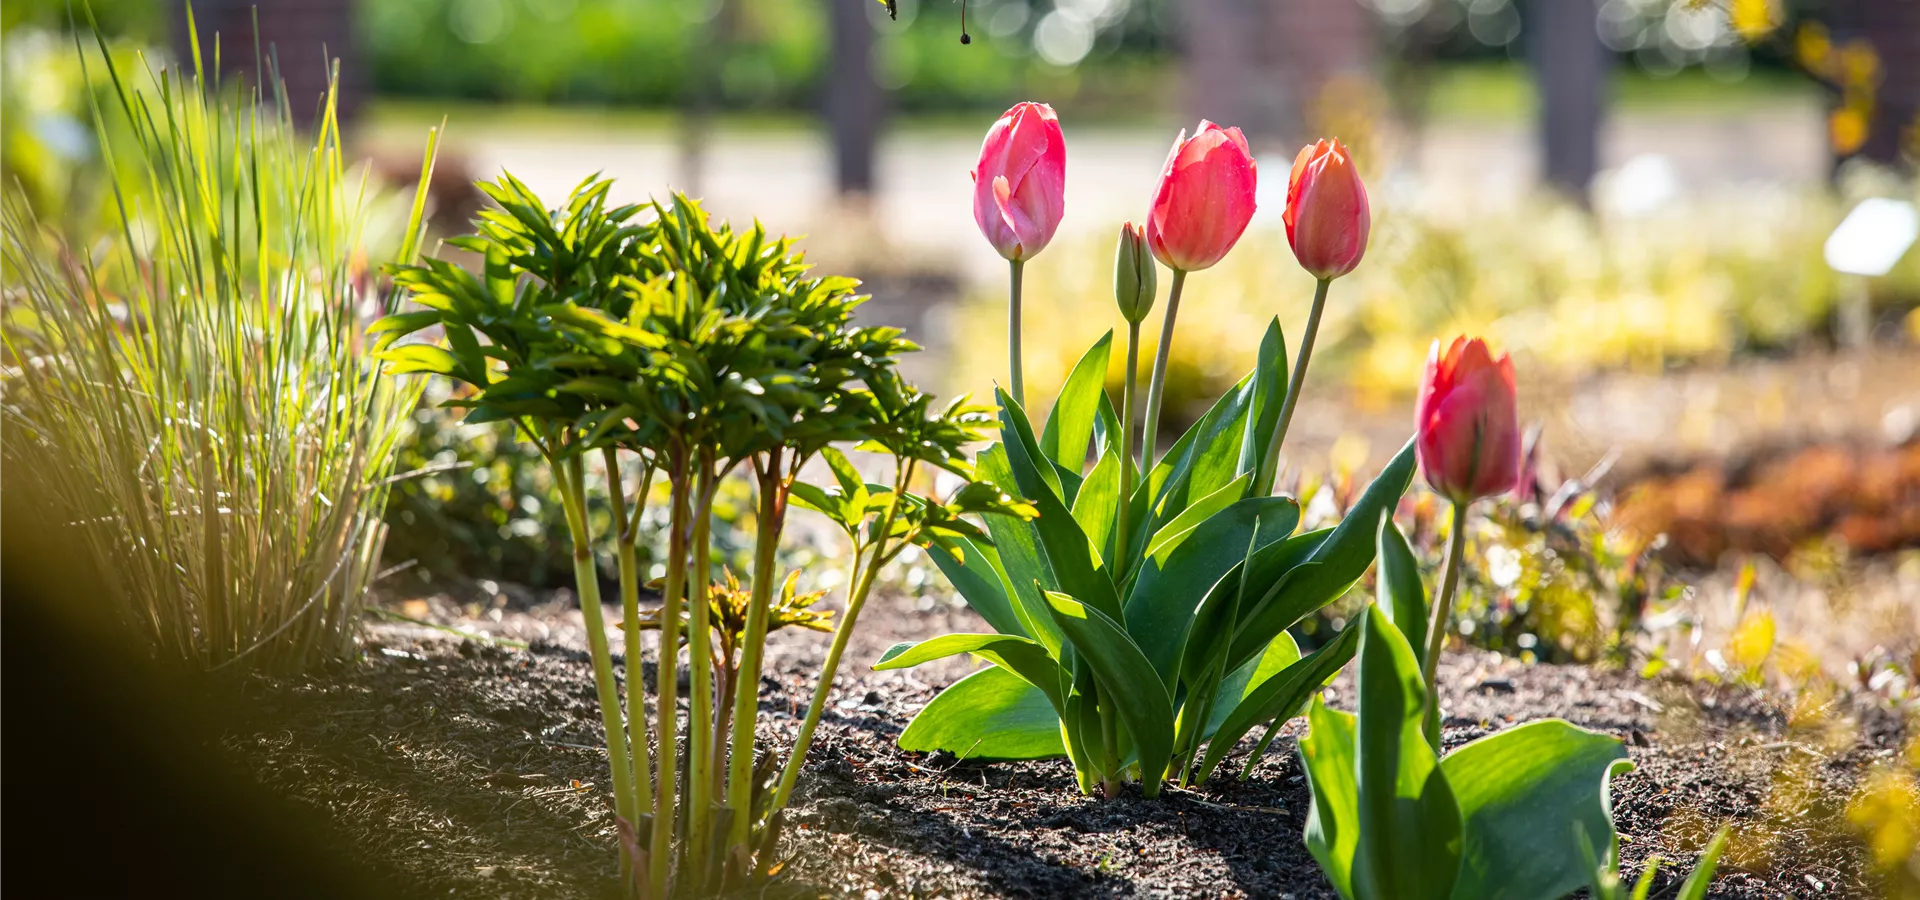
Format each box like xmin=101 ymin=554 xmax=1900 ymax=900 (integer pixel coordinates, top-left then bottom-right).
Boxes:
xmin=222 ymin=591 xmax=1904 ymax=899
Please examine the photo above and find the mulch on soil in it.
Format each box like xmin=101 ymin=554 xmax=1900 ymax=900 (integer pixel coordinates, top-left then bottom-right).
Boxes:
xmin=224 ymin=591 xmax=1904 ymax=899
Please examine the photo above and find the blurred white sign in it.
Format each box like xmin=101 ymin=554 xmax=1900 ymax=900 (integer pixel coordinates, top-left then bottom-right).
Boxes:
xmin=1596 ymin=154 xmax=1680 ymax=218
xmin=1824 ymin=197 xmax=1919 ymax=277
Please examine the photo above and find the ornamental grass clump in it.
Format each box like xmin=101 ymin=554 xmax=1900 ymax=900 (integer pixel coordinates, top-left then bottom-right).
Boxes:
xmin=371 ymin=179 xmax=1030 ymax=896
xmin=0 ymin=25 xmax=433 ymax=672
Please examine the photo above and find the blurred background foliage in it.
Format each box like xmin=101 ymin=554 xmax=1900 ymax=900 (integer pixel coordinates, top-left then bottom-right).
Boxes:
xmin=951 ymin=177 xmax=1920 ymax=429
xmin=0 ymin=0 xmax=1842 ymax=117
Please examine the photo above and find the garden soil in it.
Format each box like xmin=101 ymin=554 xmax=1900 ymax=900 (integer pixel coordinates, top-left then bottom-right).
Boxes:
xmin=222 ymin=590 xmax=1903 ymax=900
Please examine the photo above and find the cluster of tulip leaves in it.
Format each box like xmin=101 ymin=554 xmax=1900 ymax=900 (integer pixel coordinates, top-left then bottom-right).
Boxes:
xmin=876 ymin=324 xmax=1420 ymax=795
xmin=368 ymin=173 xmax=1033 ymax=895
xmin=1300 ymin=519 xmax=1634 ymax=900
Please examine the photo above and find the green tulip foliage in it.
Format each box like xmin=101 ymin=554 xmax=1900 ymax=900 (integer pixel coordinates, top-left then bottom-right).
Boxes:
xmin=369 ymin=176 xmax=1031 ymax=897
xmin=877 ymin=319 xmax=1421 ymax=796
xmin=1295 ymin=518 xmax=1637 ymax=900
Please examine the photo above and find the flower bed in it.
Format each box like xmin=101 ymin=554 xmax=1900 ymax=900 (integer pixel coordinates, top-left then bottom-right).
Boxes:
xmin=224 ymin=601 xmax=1900 ymax=899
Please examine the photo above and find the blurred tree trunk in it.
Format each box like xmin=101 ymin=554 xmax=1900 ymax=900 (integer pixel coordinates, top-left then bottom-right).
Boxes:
xmin=1528 ymin=0 xmax=1607 ymax=200
xmin=1826 ymin=0 xmax=1919 ymax=169
xmin=175 ymin=0 xmax=364 ymax=127
xmin=824 ymin=0 xmax=882 ymax=197
xmin=1183 ymin=0 xmax=1371 ymax=148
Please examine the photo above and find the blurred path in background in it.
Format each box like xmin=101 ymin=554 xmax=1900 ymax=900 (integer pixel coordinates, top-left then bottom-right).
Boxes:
xmin=359 ymin=96 xmax=1900 ymax=479
xmin=362 ymin=100 xmax=1827 ymax=289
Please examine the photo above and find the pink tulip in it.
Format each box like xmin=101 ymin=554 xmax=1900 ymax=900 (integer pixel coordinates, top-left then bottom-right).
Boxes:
xmin=1284 ymin=138 xmax=1370 ymax=280
xmin=1416 ymin=337 xmax=1521 ymax=504
xmin=971 ymin=102 xmax=1067 ymax=262
xmin=1145 ymin=121 xmax=1257 ymax=273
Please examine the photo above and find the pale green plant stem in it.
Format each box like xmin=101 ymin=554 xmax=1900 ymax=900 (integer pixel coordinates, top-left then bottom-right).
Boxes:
xmin=684 ymin=455 xmax=722 ymax=864
xmin=1139 ymin=269 xmax=1188 ymax=471
xmin=1422 ymin=502 xmax=1470 ymax=749
xmin=1116 ymin=320 xmax=1141 ymax=574
xmin=1097 ymin=685 xmax=1122 ymax=797
xmin=649 ymin=448 xmax=692 ymax=897
xmin=603 ymin=447 xmax=654 ymax=813
xmin=1260 ymin=278 xmax=1331 ymax=495
xmin=557 ymin=452 xmax=638 ymax=829
xmin=726 ymin=456 xmax=786 ymax=849
xmin=771 ymin=465 xmax=911 ymax=812
xmin=1175 ymin=679 xmax=1219 ymax=788
xmin=1008 ymin=259 xmax=1027 ymax=408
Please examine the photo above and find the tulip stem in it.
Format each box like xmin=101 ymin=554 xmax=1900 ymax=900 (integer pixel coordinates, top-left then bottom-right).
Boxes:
xmin=1116 ymin=320 xmax=1141 ymax=574
xmin=1422 ymin=501 xmax=1468 ymax=750
xmin=1261 ymin=277 xmax=1330 ymax=495
xmin=1008 ymin=259 xmax=1026 ymax=409
xmin=1140 ymin=269 xmax=1187 ymax=471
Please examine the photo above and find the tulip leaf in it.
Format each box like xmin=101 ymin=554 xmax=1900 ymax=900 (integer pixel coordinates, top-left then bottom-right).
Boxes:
xmin=897 ymin=666 xmax=1065 ymax=760
xmin=1194 ymin=617 xmax=1360 ymax=784
xmin=1125 ymin=494 xmax=1298 ymax=684
xmin=1147 ymin=368 xmax=1258 ymax=530
xmin=1243 ymin=318 xmax=1290 ymax=494
xmin=999 ymin=390 xmax=1124 ymax=622
xmin=1213 ymin=528 xmax=1330 ymax=673
xmin=1203 ymin=630 xmax=1300 ymax=739
xmin=976 ymin=445 xmax=1066 ymax=656
xmin=1040 ymin=331 xmax=1113 ymax=477
xmin=1442 ymin=720 xmax=1632 ymax=900
xmin=1141 ymin=472 xmax=1254 ymax=565
xmin=874 ymin=633 xmax=1068 ymax=716
xmin=1228 ymin=438 xmax=1417 ymax=669
xmin=1043 ymin=591 xmax=1175 ymax=796
xmin=926 ymin=535 xmax=1025 ymax=638
xmin=1353 ymin=605 xmax=1460 ymax=900
xmin=1375 ymin=514 xmax=1429 ymax=668
xmin=1375 ymin=513 xmax=1438 ymax=747
xmin=1072 ymin=449 xmax=1122 ymax=565
xmin=1301 ymin=698 xmax=1361 ymax=899
xmin=996 ymin=388 xmax=1063 ymax=503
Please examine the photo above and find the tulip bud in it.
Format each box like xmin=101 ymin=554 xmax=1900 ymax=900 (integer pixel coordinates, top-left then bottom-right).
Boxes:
xmin=971 ymin=102 xmax=1067 ymax=262
xmin=1145 ymin=121 xmax=1257 ymax=273
xmin=1113 ymin=222 xmax=1156 ymax=324
xmin=1284 ymin=138 xmax=1370 ymax=280
xmin=1415 ymin=337 xmax=1521 ymax=505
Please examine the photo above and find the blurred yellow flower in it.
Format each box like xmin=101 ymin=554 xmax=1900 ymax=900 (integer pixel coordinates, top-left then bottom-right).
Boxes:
xmin=1796 ymin=22 xmax=1832 ymax=70
xmin=1730 ymin=0 xmax=1779 ymax=42
xmin=1831 ymin=106 xmax=1871 ymax=156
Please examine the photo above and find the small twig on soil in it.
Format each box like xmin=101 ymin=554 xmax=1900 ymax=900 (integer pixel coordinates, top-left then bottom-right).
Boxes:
xmin=1164 ymin=788 xmax=1288 ymax=816
xmin=368 ymin=607 xmax=531 ymax=649
xmin=1758 ymin=741 xmax=1826 ymax=758
xmin=530 ymin=737 xmax=604 ymax=752
xmin=1618 ymin=690 xmax=1665 ymax=714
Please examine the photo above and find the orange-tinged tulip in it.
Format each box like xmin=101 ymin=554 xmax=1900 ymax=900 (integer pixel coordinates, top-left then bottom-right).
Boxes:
xmin=1284 ymin=139 xmax=1370 ymax=280
xmin=1145 ymin=121 xmax=1257 ymax=273
xmin=971 ymin=102 xmax=1066 ymax=262
xmin=1416 ymin=336 xmax=1520 ymax=504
